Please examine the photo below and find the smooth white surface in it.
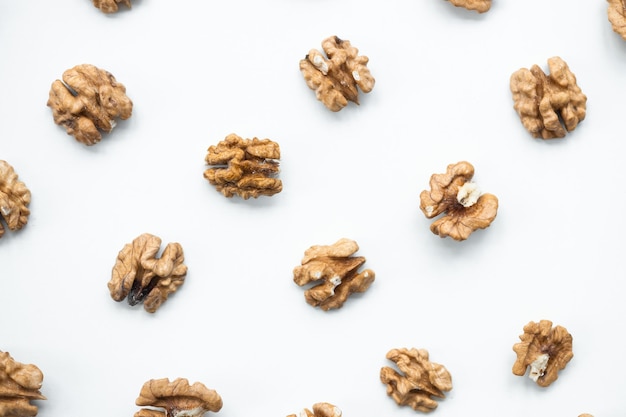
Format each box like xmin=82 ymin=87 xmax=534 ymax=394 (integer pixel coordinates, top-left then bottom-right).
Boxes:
xmin=1 ymin=1 xmax=625 ymax=416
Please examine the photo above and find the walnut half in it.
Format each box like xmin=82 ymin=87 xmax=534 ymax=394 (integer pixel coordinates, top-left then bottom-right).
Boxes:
xmin=108 ymin=233 xmax=187 ymax=313
xmin=607 ymin=0 xmax=626 ymax=40
xmin=447 ymin=0 xmax=491 ymax=13
xmin=135 ymin=378 xmax=222 ymax=417
xmin=0 ymin=351 xmax=46 ymax=417
xmin=380 ymin=348 xmax=452 ymax=413
xmin=287 ymin=403 xmax=342 ymax=417
xmin=512 ymin=320 xmax=574 ymax=387
xmin=92 ymin=0 xmax=131 ymax=13
xmin=0 ymin=161 xmax=31 ymax=239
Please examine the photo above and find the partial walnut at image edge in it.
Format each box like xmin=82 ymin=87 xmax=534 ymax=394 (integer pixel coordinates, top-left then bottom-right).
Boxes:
xmin=92 ymin=0 xmax=131 ymax=13
xmin=135 ymin=378 xmax=222 ymax=417
xmin=0 ymin=351 xmax=45 ymax=417
xmin=510 ymin=56 xmax=586 ymax=139
xmin=204 ymin=133 xmax=282 ymax=199
xmin=419 ymin=161 xmax=498 ymax=241
xmin=447 ymin=0 xmax=491 ymax=13
xmin=607 ymin=0 xmax=626 ymax=40
xmin=287 ymin=402 xmax=342 ymax=417
xmin=47 ymin=64 xmax=133 ymax=146
xmin=108 ymin=233 xmax=187 ymax=313
xmin=0 ymin=161 xmax=31 ymax=240
xmin=300 ymin=36 xmax=375 ymax=112
xmin=293 ymin=238 xmax=375 ymax=311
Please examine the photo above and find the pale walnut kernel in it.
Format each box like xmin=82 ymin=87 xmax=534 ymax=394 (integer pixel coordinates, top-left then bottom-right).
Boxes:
xmin=108 ymin=233 xmax=187 ymax=313
xmin=92 ymin=0 xmax=131 ymax=13
xmin=447 ymin=0 xmax=491 ymax=13
xmin=135 ymin=378 xmax=222 ymax=417
xmin=300 ymin=36 xmax=375 ymax=111
xmin=204 ymin=133 xmax=282 ymax=199
xmin=380 ymin=348 xmax=452 ymax=413
xmin=293 ymin=238 xmax=375 ymax=311
xmin=419 ymin=161 xmax=498 ymax=241
xmin=47 ymin=64 xmax=133 ymax=145
xmin=0 ymin=351 xmax=46 ymax=417
xmin=0 ymin=161 xmax=31 ymax=239
xmin=510 ymin=57 xmax=586 ymax=139
xmin=512 ymin=319 xmax=573 ymax=387
xmin=287 ymin=403 xmax=342 ymax=417
xmin=607 ymin=0 xmax=626 ymax=40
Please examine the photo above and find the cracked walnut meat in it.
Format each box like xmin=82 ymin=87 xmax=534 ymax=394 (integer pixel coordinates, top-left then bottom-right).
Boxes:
xmin=47 ymin=64 xmax=133 ymax=145
xmin=607 ymin=0 xmax=626 ymax=40
xmin=135 ymin=378 xmax=222 ymax=417
xmin=293 ymin=238 xmax=375 ymax=311
xmin=419 ymin=161 xmax=498 ymax=241
xmin=92 ymin=0 xmax=131 ymax=13
xmin=447 ymin=0 xmax=491 ymax=13
xmin=510 ymin=57 xmax=586 ymax=139
xmin=204 ymin=133 xmax=282 ymax=199
xmin=512 ymin=320 xmax=573 ymax=387
xmin=0 ymin=351 xmax=45 ymax=417
xmin=108 ymin=233 xmax=187 ymax=313
xmin=300 ymin=36 xmax=375 ymax=111
xmin=380 ymin=348 xmax=452 ymax=413
xmin=287 ymin=403 xmax=342 ymax=417
xmin=0 ymin=161 xmax=30 ymax=239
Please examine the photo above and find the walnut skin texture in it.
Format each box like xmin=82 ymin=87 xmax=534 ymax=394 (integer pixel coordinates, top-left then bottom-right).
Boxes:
xmin=287 ymin=403 xmax=342 ymax=417
xmin=293 ymin=238 xmax=375 ymax=311
xmin=0 ymin=161 xmax=31 ymax=239
xmin=204 ymin=133 xmax=282 ymax=199
xmin=419 ymin=161 xmax=498 ymax=241
xmin=0 ymin=352 xmax=45 ymax=417
xmin=135 ymin=378 xmax=222 ymax=417
xmin=92 ymin=0 xmax=131 ymax=13
xmin=380 ymin=348 xmax=452 ymax=413
xmin=108 ymin=233 xmax=187 ymax=313
xmin=510 ymin=57 xmax=586 ymax=139
xmin=447 ymin=0 xmax=491 ymax=13
xmin=47 ymin=64 xmax=133 ymax=145
xmin=607 ymin=0 xmax=626 ymax=40
xmin=300 ymin=36 xmax=375 ymax=111
xmin=512 ymin=320 xmax=574 ymax=387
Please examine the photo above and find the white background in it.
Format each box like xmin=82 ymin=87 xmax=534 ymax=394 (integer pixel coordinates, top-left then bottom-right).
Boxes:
xmin=1 ymin=0 xmax=625 ymax=416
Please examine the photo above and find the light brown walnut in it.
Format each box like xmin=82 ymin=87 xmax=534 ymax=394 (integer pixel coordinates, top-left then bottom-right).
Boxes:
xmin=92 ymin=0 xmax=131 ymax=13
xmin=510 ymin=57 xmax=586 ymax=139
xmin=108 ymin=233 xmax=187 ymax=313
xmin=380 ymin=348 xmax=452 ymax=413
xmin=287 ymin=403 xmax=342 ymax=417
xmin=135 ymin=378 xmax=222 ymax=417
xmin=512 ymin=319 xmax=574 ymax=387
xmin=419 ymin=161 xmax=498 ymax=241
xmin=47 ymin=64 xmax=133 ymax=145
xmin=608 ymin=0 xmax=626 ymax=40
xmin=300 ymin=36 xmax=375 ymax=111
xmin=293 ymin=238 xmax=375 ymax=311
xmin=0 ymin=161 xmax=31 ymax=239
xmin=0 ymin=351 xmax=46 ymax=417
xmin=447 ymin=0 xmax=491 ymax=13
xmin=578 ymin=414 xmax=594 ymax=417
xmin=204 ymin=133 xmax=282 ymax=199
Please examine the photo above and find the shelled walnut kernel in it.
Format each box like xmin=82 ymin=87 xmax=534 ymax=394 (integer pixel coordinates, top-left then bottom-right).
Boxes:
xmin=510 ymin=57 xmax=586 ymax=139
xmin=0 ymin=161 xmax=31 ymax=239
xmin=607 ymin=0 xmax=626 ymax=40
xmin=512 ymin=320 xmax=573 ymax=387
xmin=300 ymin=36 xmax=375 ymax=111
xmin=419 ymin=161 xmax=498 ymax=241
xmin=0 ymin=351 xmax=45 ymax=417
xmin=447 ymin=0 xmax=491 ymax=13
xmin=287 ymin=402 xmax=341 ymax=417
xmin=108 ymin=233 xmax=187 ymax=313
xmin=135 ymin=378 xmax=222 ymax=417
xmin=47 ymin=64 xmax=133 ymax=145
xmin=92 ymin=0 xmax=131 ymax=13
xmin=293 ymin=238 xmax=375 ymax=311
xmin=204 ymin=133 xmax=282 ymax=199
xmin=380 ymin=348 xmax=452 ymax=413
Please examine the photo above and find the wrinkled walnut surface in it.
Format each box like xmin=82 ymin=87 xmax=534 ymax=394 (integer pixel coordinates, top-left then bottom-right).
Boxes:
xmin=47 ymin=64 xmax=133 ymax=145
xmin=380 ymin=348 xmax=452 ymax=413
xmin=300 ymin=35 xmax=375 ymax=111
xmin=0 ymin=161 xmax=31 ymax=239
xmin=607 ymin=0 xmax=626 ymax=40
xmin=204 ymin=133 xmax=282 ymax=199
xmin=0 ymin=351 xmax=45 ymax=417
xmin=510 ymin=57 xmax=586 ymax=139
xmin=135 ymin=378 xmax=222 ymax=417
xmin=92 ymin=0 xmax=131 ymax=13
xmin=512 ymin=319 xmax=573 ymax=387
xmin=419 ymin=161 xmax=498 ymax=241
xmin=108 ymin=233 xmax=187 ymax=313
xmin=448 ymin=0 xmax=491 ymax=13
xmin=287 ymin=403 xmax=341 ymax=417
xmin=293 ymin=238 xmax=375 ymax=311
